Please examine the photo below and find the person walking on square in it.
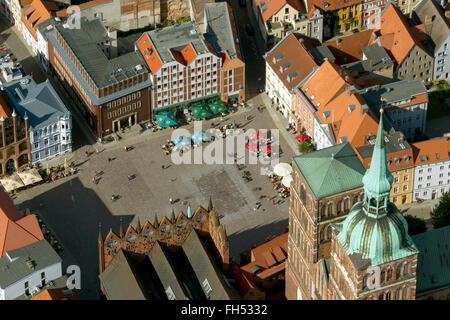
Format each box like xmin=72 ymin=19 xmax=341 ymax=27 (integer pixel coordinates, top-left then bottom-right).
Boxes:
xmin=169 ymin=197 xmax=173 ymax=204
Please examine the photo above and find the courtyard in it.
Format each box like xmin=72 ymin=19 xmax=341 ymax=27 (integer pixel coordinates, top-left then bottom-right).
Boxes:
xmin=12 ymin=104 xmax=295 ymax=299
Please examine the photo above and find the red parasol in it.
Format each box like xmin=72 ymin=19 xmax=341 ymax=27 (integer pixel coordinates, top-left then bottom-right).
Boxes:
xmin=260 ymin=145 xmax=272 ymax=153
xmin=245 ymin=142 xmax=258 ymax=151
xmin=296 ymin=133 xmax=310 ymax=142
xmin=251 ymin=131 xmax=264 ymax=140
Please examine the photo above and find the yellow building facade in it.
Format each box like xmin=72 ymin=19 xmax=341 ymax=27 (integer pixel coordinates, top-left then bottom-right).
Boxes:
xmin=390 ymin=168 xmax=414 ymax=205
xmin=337 ymin=4 xmax=362 ymax=32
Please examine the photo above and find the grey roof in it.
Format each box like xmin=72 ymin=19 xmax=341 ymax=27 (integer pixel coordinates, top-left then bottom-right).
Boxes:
xmin=313 ymin=45 xmax=336 ymax=62
xmin=3 ymin=75 xmax=71 ymax=129
xmin=357 ymin=128 xmax=412 ymax=159
xmin=36 ymin=17 xmax=65 ymax=41
xmin=52 ymin=17 xmax=148 ymax=89
xmin=181 ymin=230 xmax=234 ymax=300
xmin=204 ymin=2 xmax=239 ymax=61
xmin=343 ymin=45 xmax=393 ymax=72
xmin=0 ymin=240 xmax=62 ymax=289
xmin=413 ymin=226 xmax=450 ymax=296
xmin=146 ymin=22 xmax=209 ymax=65
xmin=99 ymin=250 xmax=155 ymax=300
xmin=147 ymin=241 xmax=188 ymax=300
xmin=358 ymin=80 xmax=427 ymax=111
xmin=414 ymin=0 xmax=450 ymax=52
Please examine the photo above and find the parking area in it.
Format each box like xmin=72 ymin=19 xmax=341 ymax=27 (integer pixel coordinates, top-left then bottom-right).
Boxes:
xmin=13 ymin=105 xmax=294 ymax=299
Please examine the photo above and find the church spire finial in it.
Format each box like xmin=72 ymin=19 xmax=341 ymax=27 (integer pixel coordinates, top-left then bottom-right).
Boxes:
xmin=361 ymin=109 xmax=393 ymax=216
xmin=154 ymin=213 xmax=159 ymax=228
xmin=171 ymin=207 xmax=176 ymax=223
xmin=136 ymin=217 xmax=142 ymax=233
xmin=208 ymin=196 xmax=213 ymax=211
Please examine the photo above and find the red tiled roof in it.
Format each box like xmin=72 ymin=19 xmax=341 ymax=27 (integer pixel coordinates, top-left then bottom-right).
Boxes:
xmin=265 ymin=33 xmax=321 ymax=91
xmin=56 ymin=0 xmax=112 ymax=17
xmin=411 ymin=137 xmax=450 ymax=166
xmin=324 ymin=29 xmax=373 ymax=65
xmin=0 ymin=92 xmax=12 ymax=118
xmin=32 ymin=287 xmax=77 ymax=300
xmin=371 ymin=4 xmax=432 ymax=66
xmin=307 ymin=0 xmax=361 ymax=13
xmin=136 ymin=33 xmax=163 ymax=73
xmin=0 ymin=190 xmax=44 ymax=258
xmin=256 ymin=0 xmax=304 ymax=22
xmin=21 ymin=0 xmax=55 ymax=41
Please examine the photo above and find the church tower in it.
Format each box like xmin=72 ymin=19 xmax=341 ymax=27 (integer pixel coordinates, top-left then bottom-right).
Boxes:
xmin=328 ymin=110 xmax=419 ymax=300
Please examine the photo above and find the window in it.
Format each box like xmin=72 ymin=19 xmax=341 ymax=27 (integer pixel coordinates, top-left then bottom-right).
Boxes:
xmin=34 ymin=142 xmax=39 ymax=149
xmin=55 ymin=145 xmax=59 ymax=152
xmin=166 ymin=286 xmax=176 ymax=300
xmin=44 ymin=138 xmax=49 ymax=146
xmin=202 ymin=278 xmax=212 ymax=295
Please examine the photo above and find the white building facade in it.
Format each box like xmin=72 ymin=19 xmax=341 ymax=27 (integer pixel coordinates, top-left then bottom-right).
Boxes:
xmin=265 ymin=61 xmax=293 ymax=120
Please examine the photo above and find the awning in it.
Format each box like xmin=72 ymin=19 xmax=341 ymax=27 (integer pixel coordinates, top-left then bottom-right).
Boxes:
xmin=156 ymin=112 xmax=178 ymax=127
xmin=0 ymin=173 xmax=24 ymax=192
xmin=17 ymin=168 xmax=43 ymax=186
xmin=209 ymin=100 xmax=227 ymax=114
xmin=189 ymin=105 xmax=213 ymax=119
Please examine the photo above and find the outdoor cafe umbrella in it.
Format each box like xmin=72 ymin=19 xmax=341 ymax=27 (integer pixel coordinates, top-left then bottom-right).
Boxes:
xmin=282 ymin=174 xmax=293 ymax=187
xmin=245 ymin=142 xmax=258 ymax=151
xmin=190 ymin=130 xmax=206 ymax=144
xmin=296 ymin=133 xmax=309 ymax=142
xmin=156 ymin=112 xmax=178 ymax=127
xmin=172 ymin=135 xmax=191 ymax=148
xmin=273 ymin=162 xmax=293 ymax=177
xmin=260 ymin=144 xmax=272 ymax=154
xmin=251 ymin=131 xmax=264 ymax=140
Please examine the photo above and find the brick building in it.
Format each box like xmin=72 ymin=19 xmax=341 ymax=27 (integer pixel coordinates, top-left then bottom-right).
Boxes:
xmin=285 ymin=142 xmax=367 ymax=299
xmin=98 ymin=200 xmax=238 ymax=300
xmin=46 ymin=17 xmax=152 ymax=138
xmin=285 ymin=111 xmax=450 ymax=300
xmin=136 ymin=3 xmax=244 ymax=120
xmin=0 ymin=91 xmax=31 ymax=175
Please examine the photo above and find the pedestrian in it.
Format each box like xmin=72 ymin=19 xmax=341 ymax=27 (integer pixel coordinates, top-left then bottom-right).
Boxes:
xmin=108 ymin=157 xmax=112 ymax=162
xmin=169 ymin=197 xmax=173 ymax=204
xmin=272 ymin=199 xmax=276 ymax=205
xmin=85 ymin=151 xmax=89 ymax=157
xmin=124 ymin=146 xmax=128 ymax=152
xmin=162 ymin=165 xmax=165 ymax=169
xmin=96 ymin=148 xmax=99 ymax=153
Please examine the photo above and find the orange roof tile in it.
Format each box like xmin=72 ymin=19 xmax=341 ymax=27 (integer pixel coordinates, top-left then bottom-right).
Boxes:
xmin=180 ymin=43 xmax=197 ymax=65
xmin=371 ymin=4 xmax=432 ymax=66
xmin=230 ymin=261 xmax=260 ymax=298
xmin=136 ymin=33 xmax=163 ymax=73
xmin=32 ymin=287 xmax=77 ymax=300
xmin=325 ymin=30 xmax=373 ymax=65
xmin=266 ymin=33 xmax=321 ymax=91
xmin=0 ymin=189 xmax=44 ymax=258
xmin=0 ymin=92 xmax=12 ymax=118
xmin=307 ymin=0 xmax=361 ymax=13
xmin=411 ymin=137 xmax=450 ymax=166
xmin=301 ymin=60 xmax=357 ymax=108
xmin=244 ymin=232 xmax=288 ymax=270
xmin=56 ymin=0 xmax=112 ymax=17
xmin=256 ymin=0 xmax=304 ymax=22
xmin=21 ymin=0 xmax=55 ymax=41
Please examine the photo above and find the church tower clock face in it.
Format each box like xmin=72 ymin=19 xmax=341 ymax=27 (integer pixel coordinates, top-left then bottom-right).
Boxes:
xmin=297 ymin=287 xmax=302 ymax=300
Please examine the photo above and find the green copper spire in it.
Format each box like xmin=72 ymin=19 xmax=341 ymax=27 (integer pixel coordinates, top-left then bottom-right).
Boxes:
xmin=361 ymin=109 xmax=393 ymax=217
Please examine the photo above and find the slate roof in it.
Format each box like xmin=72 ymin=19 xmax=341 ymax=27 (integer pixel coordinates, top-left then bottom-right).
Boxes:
xmin=204 ymin=2 xmax=239 ymax=61
xmin=0 ymin=240 xmax=61 ymax=288
xmin=145 ymin=22 xmax=209 ymax=66
xmin=343 ymin=45 xmax=393 ymax=73
xmin=52 ymin=17 xmax=148 ymax=89
xmin=99 ymin=249 xmax=161 ymax=300
xmin=413 ymin=226 xmax=450 ymax=296
xmin=292 ymin=142 xmax=366 ymax=199
xmin=3 ymin=76 xmax=71 ymax=129
xmin=99 ymin=229 xmax=235 ymax=300
xmin=414 ymin=0 xmax=450 ymax=52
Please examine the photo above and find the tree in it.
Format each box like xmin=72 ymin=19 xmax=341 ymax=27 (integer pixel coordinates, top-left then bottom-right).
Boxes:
xmin=298 ymin=140 xmax=313 ymax=154
xmin=430 ymin=191 xmax=450 ymax=229
xmin=404 ymin=214 xmax=427 ymax=236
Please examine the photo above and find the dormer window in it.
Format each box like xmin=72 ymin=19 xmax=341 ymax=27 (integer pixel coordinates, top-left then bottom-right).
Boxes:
xmin=310 ymin=95 xmax=315 ymax=100
xmin=304 ymin=88 xmax=309 ymax=92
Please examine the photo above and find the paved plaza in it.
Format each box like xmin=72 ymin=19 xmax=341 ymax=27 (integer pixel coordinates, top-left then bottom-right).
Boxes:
xmin=13 ymin=105 xmax=296 ymax=299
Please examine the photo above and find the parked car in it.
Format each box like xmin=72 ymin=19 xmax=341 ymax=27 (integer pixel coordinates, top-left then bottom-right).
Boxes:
xmin=245 ymin=24 xmax=254 ymax=36
xmin=239 ymin=0 xmax=246 ymax=7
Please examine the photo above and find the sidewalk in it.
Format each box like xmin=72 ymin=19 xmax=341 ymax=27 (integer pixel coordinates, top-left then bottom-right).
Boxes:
xmin=248 ymin=92 xmax=300 ymax=155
